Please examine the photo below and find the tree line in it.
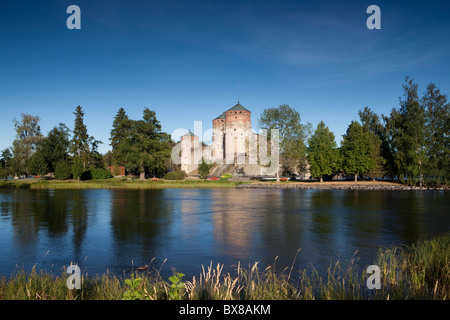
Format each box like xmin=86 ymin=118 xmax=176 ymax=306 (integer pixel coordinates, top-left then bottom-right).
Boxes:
xmin=259 ymin=78 xmax=449 ymax=186
xmin=0 ymin=105 xmax=172 ymax=181
xmin=0 ymin=77 xmax=448 ymax=186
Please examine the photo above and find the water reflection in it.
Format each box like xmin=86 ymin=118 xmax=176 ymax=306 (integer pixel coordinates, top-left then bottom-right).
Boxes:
xmin=0 ymin=188 xmax=448 ymax=277
xmin=109 ymin=189 xmax=175 ymax=268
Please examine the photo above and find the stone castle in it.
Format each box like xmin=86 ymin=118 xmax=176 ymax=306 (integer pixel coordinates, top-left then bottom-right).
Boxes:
xmin=179 ymin=102 xmax=262 ymax=176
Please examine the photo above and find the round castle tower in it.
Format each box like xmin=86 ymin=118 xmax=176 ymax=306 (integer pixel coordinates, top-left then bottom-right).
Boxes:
xmin=212 ymin=103 xmax=252 ymax=164
xmin=180 ymin=131 xmax=200 ymax=173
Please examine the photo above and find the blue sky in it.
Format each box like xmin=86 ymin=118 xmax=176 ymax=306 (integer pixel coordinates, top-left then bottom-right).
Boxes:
xmin=1 ymin=0 xmax=449 ymax=154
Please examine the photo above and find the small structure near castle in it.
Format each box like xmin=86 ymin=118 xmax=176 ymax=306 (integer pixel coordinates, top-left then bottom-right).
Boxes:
xmin=180 ymin=130 xmax=202 ymax=174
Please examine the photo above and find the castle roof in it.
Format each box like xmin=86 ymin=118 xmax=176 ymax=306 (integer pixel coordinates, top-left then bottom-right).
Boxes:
xmin=214 ymin=113 xmax=226 ymax=120
xmin=226 ymin=103 xmax=250 ymax=112
xmin=182 ymin=130 xmax=198 ymax=138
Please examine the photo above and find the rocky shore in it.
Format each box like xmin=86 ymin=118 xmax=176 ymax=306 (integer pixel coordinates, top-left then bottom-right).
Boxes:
xmin=236 ymin=182 xmax=448 ymax=191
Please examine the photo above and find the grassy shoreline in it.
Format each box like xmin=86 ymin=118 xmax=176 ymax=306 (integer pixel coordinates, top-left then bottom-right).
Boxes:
xmin=1 ymin=178 xmax=446 ymax=190
xmin=0 ymin=234 xmax=448 ymax=300
xmin=0 ymin=178 xmax=244 ymax=189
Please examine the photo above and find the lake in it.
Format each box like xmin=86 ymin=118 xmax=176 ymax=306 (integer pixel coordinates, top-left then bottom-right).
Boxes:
xmin=0 ymin=188 xmax=448 ymax=278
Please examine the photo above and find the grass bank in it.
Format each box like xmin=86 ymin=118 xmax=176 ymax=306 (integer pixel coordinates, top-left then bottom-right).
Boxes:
xmin=0 ymin=234 xmax=448 ymax=300
xmin=0 ymin=178 xmax=244 ymax=190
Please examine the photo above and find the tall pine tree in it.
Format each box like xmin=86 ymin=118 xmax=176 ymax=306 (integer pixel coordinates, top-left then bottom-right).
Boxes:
xmin=70 ymin=105 xmax=92 ymax=170
xmin=122 ymin=108 xmax=172 ymax=180
xmin=307 ymin=121 xmax=340 ymax=182
xmin=422 ymin=82 xmax=450 ymax=185
xmin=392 ymin=78 xmax=426 ymax=186
xmin=340 ymin=121 xmax=373 ymax=182
xmin=358 ymin=107 xmax=386 ymax=180
xmin=109 ymin=107 xmax=130 ymax=166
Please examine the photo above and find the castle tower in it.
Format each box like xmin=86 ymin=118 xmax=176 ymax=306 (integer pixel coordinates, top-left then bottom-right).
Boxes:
xmin=180 ymin=131 xmax=200 ymax=173
xmin=224 ymin=103 xmax=251 ymax=164
xmin=212 ymin=103 xmax=252 ymax=165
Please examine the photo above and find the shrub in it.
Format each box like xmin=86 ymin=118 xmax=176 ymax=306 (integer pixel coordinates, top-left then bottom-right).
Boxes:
xmin=79 ymin=170 xmax=93 ymax=181
xmin=28 ymin=151 xmax=48 ymax=176
xmin=219 ymin=173 xmax=232 ymax=181
xmin=72 ymin=158 xmax=83 ymax=180
xmin=54 ymin=161 xmax=72 ymax=180
xmin=198 ymin=158 xmax=214 ymax=179
xmin=163 ymin=171 xmax=187 ymax=180
xmin=92 ymin=168 xmax=113 ymax=180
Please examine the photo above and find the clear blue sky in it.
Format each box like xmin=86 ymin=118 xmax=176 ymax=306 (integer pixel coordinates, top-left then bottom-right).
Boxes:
xmin=1 ymin=0 xmax=449 ymax=154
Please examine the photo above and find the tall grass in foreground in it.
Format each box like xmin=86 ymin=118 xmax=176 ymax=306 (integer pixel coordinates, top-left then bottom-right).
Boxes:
xmin=0 ymin=235 xmax=448 ymax=300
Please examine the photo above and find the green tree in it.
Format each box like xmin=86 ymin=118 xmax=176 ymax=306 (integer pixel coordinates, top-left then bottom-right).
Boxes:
xmin=54 ymin=160 xmax=72 ymax=180
xmin=1 ymin=148 xmax=12 ymax=175
xmin=422 ymin=82 xmax=450 ymax=185
xmin=390 ymin=78 xmax=427 ymax=186
xmin=89 ymin=138 xmax=104 ymax=169
xmin=358 ymin=107 xmax=386 ymax=180
xmin=340 ymin=121 xmax=373 ymax=182
xmin=307 ymin=121 xmax=340 ymax=182
xmin=123 ymin=108 xmax=172 ymax=180
xmin=110 ymin=107 xmax=130 ymax=165
xmin=198 ymin=157 xmax=213 ymax=179
xmin=72 ymin=157 xmax=84 ymax=180
xmin=11 ymin=114 xmax=43 ymax=176
xmin=70 ymin=106 xmax=91 ymax=169
xmin=0 ymin=148 xmax=13 ymax=178
xmin=258 ymin=104 xmax=311 ymax=177
xmin=28 ymin=151 xmax=48 ymax=176
xmin=70 ymin=106 xmax=103 ymax=171
xmin=40 ymin=123 xmax=71 ymax=172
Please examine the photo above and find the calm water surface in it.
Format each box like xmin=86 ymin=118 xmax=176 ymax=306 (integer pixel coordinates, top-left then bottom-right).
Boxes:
xmin=0 ymin=188 xmax=448 ymax=278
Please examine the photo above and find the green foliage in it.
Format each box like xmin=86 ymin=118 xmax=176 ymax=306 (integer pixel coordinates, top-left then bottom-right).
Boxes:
xmin=54 ymin=160 xmax=72 ymax=180
xmin=79 ymin=170 xmax=93 ymax=181
xmin=340 ymin=121 xmax=373 ymax=181
xmin=259 ymin=104 xmax=311 ymax=175
xmin=219 ymin=173 xmax=232 ymax=181
xmin=391 ymin=78 xmax=427 ymax=186
xmin=163 ymin=171 xmax=186 ymax=180
xmin=122 ymin=108 xmax=172 ymax=180
xmin=307 ymin=121 xmax=340 ymax=182
xmin=110 ymin=108 xmax=130 ymax=166
xmin=70 ymin=106 xmax=91 ymax=168
xmin=11 ymin=114 xmax=44 ymax=176
xmin=91 ymin=168 xmax=113 ymax=180
xmin=168 ymin=272 xmax=185 ymax=300
xmin=0 ymin=168 xmax=7 ymax=179
xmin=27 ymin=151 xmax=48 ymax=176
xmin=358 ymin=107 xmax=387 ymax=180
xmin=198 ymin=158 xmax=213 ymax=179
xmin=422 ymin=82 xmax=450 ymax=186
xmin=40 ymin=123 xmax=70 ymax=172
xmin=122 ymin=273 xmax=148 ymax=300
xmin=72 ymin=157 xmax=84 ymax=180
